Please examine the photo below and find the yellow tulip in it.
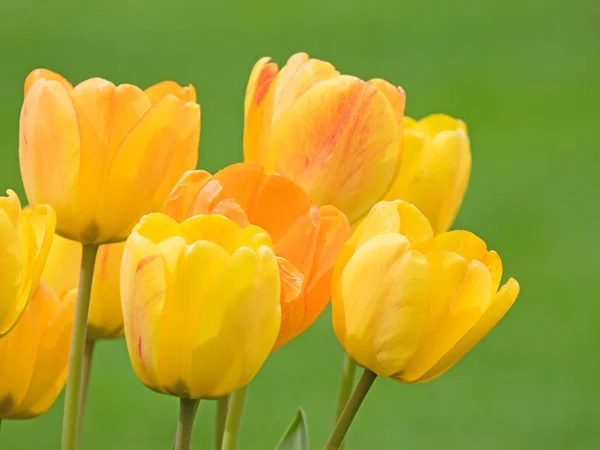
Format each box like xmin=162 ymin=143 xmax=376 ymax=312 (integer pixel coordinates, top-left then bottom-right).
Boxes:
xmin=332 ymin=200 xmax=519 ymax=383
xmin=0 ymin=190 xmax=55 ymax=335
xmin=384 ymin=114 xmax=471 ymax=234
xmin=20 ymin=69 xmax=200 ymax=245
xmin=0 ymin=281 xmax=75 ymax=419
xmin=43 ymin=235 xmax=125 ymax=340
xmin=244 ymin=52 xmax=405 ymax=224
xmin=121 ymin=213 xmax=281 ymax=399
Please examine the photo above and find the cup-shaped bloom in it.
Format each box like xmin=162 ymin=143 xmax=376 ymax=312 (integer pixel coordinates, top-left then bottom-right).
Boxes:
xmin=20 ymin=69 xmax=200 ymax=245
xmin=42 ymin=236 xmax=125 ymax=340
xmin=0 ymin=190 xmax=55 ymax=335
xmin=121 ymin=213 xmax=281 ymax=399
xmin=332 ymin=200 xmax=519 ymax=383
xmin=163 ymin=162 xmax=350 ymax=349
xmin=244 ymin=52 xmax=405 ymax=224
xmin=0 ymin=281 xmax=75 ymax=419
xmin=384 ymin=114 xmax=471 ymax=234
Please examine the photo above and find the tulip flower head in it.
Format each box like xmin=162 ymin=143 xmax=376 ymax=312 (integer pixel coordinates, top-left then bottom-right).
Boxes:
xmin=384 ymin=114 xmax=471 ymax=234
xmin=244 ymin=53 xmax=405 ymax=224
xmin=0 ymin=281 xmax=75 ymax=419
xmin=120 ymin=213 xmax=281 ymax=399
xmin=163 ymin=162 xmax=350 ymax=349
xmin=332 ymin=200 xmax=519 ymax=383
xmin=0 ymin=190 xmax=55 ymax=335
xmin=43 ymin=236 xmax=125 ymax=340
xmin=20 ymin=69 xmax=200 ymax=245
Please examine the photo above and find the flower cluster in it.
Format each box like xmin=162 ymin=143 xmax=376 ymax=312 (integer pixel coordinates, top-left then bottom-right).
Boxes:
xmin=0 ymin=53 xmax=518 ymax=450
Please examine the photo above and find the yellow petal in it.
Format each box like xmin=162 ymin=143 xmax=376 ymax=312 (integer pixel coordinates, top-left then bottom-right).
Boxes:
xmin=387 ymin=126 xmax=471 ymax=234
xmin=368 ymin=79 xmax=406 ymax=129
xmin=415 ymin=278 xmax=519 ymax=383
xmin=23 ymin=203 xmax=56 ymax=285
xmin=102 ymin=95 xmax=199 ymax=242
xmin=70 ymin=79 xmax=151 ymax=243
xmin=189 ymin=245 xmax=280 ymax=398
xmin=400 ymin=259 xmax=493 ymax=382
xmin=417 ymin=230 xmax=488 ymax=261
xmin=265 ymin=75 xmax=401 ymax=223
xmin=24 ymin=69 xmax=73 ymax=97
xmin=8 ymin=285 xmax=75 ymax=418
xmin=0 ymin=208 xmax=23 ymax=335
xmin=20 ymin=80 xmax=81 ymax=238
xmin=158 ymin=240 xmax=229 ymax=396
xmin=120 ymin=234 xmax=166 ymax=391
xmin=244 ymin=57 xmax=279 ymax=162
xmin=145 ymin=81 xmax=196 ymax=104
xmin=412 ymin=113 xmax=467 ymax=137
xmin=333 ymin=234 xmax=429 ymax=377
xmin=133 ymin=213 xmax=183 ymax=244
xmin=0 ymin=281 xmax=54 ymax=418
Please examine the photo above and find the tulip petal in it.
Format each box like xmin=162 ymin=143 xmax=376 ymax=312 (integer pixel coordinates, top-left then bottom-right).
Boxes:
xmin=103 ymin=95 xmax=199 ymax=242
xmin=189 ymin=246 xmax=280 ymax=398
xmin=417 ymin=230 xmax=488 ymax=262
xmin=120 ymin=234 xmax=166 ymax=390
xmin=333 ymin=234 xmax=429 ymax=377
xmin=20 ymin=80 xmax=81 ymax=237
xmin=271 ymin=257 xmax=305 ymax=351
xmin=23 ymin=204 xmax=57 ymax=285
xmin=265 ymin=75 xmax=401 ymax=223
xmin=24 ymin=69 xmax=73 ymax=97
xmin=412 ymin=113 xmax=467 ymax=137
xmin=133 ymin=213 xmax=183 ymax=244
xmin=42 ymin=234 xmax=80 ymax=297
xmin=368 ymin=79 xmax=405 ymax=129
xmin=400 ymin=259 xmax=493 ymax=382
xmin=415 ymin=278 xmax=519 ymax=383
xmin=9 ymin=285 xmax=75 ymax=419
xmin=162 ymin=170 xmax=213 ymax=223
xmin=145 ymin=81 xmax=196 ymax=104
xmin=0 ymin=209 xmax=23 ymax=335
xmin=384 ymin=128 xmax=427 ymax=202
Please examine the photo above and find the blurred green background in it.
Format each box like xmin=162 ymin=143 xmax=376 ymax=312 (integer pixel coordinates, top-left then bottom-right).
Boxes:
xmin=1 ymin=0 xmax=598 ymax=448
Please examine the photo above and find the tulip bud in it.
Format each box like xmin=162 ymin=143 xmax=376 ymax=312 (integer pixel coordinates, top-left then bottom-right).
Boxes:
xmin=163 ymin=162 xmax=350 ymax=349
xmin=120 ymin=213 xmax=281 ymax=398
xmin=20 ymin=69 xmax=200 ymax=245
xmin=244 ymin=53 xmax=405 ymax=224
xmin=332 ymin=200 xmax=519 ymax=382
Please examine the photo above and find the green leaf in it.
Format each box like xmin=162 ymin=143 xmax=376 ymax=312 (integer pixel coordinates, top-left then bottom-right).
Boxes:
xmin=275 ymin=408 xmax=309 ymax=450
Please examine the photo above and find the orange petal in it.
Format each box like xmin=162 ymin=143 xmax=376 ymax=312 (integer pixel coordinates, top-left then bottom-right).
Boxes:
xmin=272 ymin=257 xmax=305 ymax=351
xmin=274 ymin=205 xmax=320 ymax=277
xmin=162 ymin=170 xmax=214 ymax=222
xmin=265 ymin=75 xmax=401 ymax=223
xmin=24 ymin=69 xmax=73 ymax=97
xmin=145 ymin=81 xmax=197 ymax=105
xmin=369 ymin=79 xmax=406 ymax=129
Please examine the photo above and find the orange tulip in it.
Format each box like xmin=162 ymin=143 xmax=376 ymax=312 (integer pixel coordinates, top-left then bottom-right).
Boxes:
xmin=244 ymin=52 xmax=405 ymax=224
xmin=163 ymin=162 xmax=350 ymax=349
xmin=20 ymin=69 xmax=200 ymax=245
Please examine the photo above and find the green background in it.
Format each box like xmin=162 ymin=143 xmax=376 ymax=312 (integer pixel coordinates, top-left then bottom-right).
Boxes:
xmin=1 ymin=0 xmax=598 ymax=449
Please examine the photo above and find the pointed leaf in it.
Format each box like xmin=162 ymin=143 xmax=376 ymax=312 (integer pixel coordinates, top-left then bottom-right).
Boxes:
xmin=275 ymin=408 xmax=309 ymax=450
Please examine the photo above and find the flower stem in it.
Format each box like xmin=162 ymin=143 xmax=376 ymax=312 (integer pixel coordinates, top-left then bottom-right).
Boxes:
xmin=174 ymin=398 xmax=200 ymax=450
xmin=335 ymin=353 xmax=357 ymax=421
xmin=215 ymin=396 xmax=230 ymax=450
xmin=61 ymin=244 xmax=98 ymax=450
xmin=325 ymin=369 xmax=377 ymax=450
xmin=221 ymin=386 xmax=248 ymax=450
xmin=76 ymin=340 xmax=95 ymax=445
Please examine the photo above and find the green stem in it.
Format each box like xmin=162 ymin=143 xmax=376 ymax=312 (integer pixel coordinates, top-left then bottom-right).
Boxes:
xmin=61 ymin=244 xmax=98 ymax=450
xmin=215 ymin=396 xmax=230 ymax=450
xmin=221 ymin=386 xmax=248 ymax=450
xmin=325 ymin=369 xmax=377 ymax=450
xmin=76 ymin=340 xmax=95 ymax=445
xmin=335 ymin=353 xmax=357 ymax=421
xmin=174 ymin=398 xmax=200 ymax=450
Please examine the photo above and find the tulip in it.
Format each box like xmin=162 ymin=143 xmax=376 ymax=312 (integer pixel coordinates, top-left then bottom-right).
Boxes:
xmin=0 ymin=281 xmax=75 ymax=419
xmin=162 ymin=162 xmax=350 ymax=350
xmin=0 ymin=190 xmax=55 ymax=335
xmin=121 ymin=212 xmax=281 ymax=399
xmin=20 ymin=69 xmax=200 ymax=245
xmin=244 ymin=52 xmax=405 ymax=224
xmin=332 ymin=200 xmax=519 ymax=382
xmin=43 ymin=236 xmax=125 ymax=340
xmin=384 ymin=114 xmax=471 ymax=234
